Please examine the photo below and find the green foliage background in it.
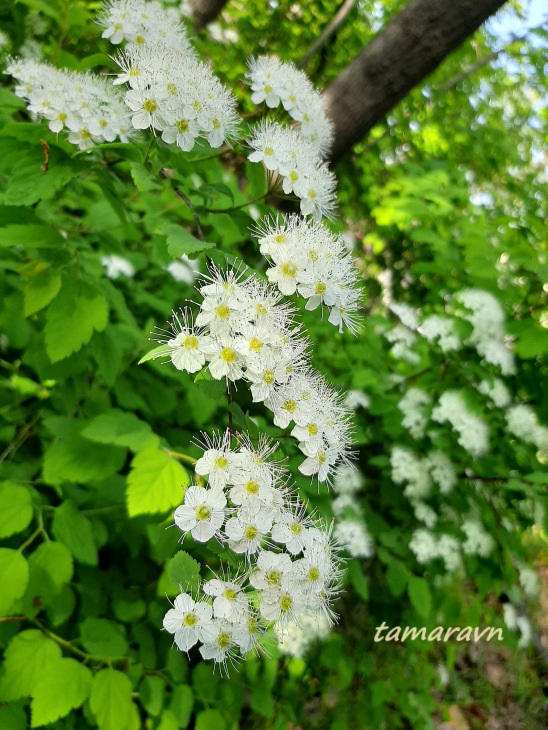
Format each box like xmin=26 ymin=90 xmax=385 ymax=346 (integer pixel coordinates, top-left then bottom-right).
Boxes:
xmin=0 ymin=1 xmax=547 ymax=729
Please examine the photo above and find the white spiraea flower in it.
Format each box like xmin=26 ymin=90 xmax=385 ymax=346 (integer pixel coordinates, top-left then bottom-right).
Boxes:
xmin=398 ymin=387 xmax=431 ymax=439
xmin=518 ymin=564 xmax=538 ymax=597
xmin=419 ymin=314 xmax=461 ymax=351
xmin=276 ymin=613 xmax=331 ymax=658
xmin=255 ymin=214 xmax=361 ymax=333
xmin=334 ymin=519 xmax=374 ymax=558
xmin=385 ymin=325 xmax=420 ymax=364
xmin=5 ymin=57 xmax=131 ymax=149
xmin=245 ymin=56 xmax=334 ymax=156
xmin=203 ymin=575 xmax=249 ymax=621
xmin=432 ymin=391 xmax=489 ymax=458
xmin=154 ymin=309 xmax=210 ymax=374
xmin=100 ymin=255 xmax=135 ymax=280
xmin=425 ymin=450 xmax=457 ymax=494
xmin=478 ymin=378 xmax=511 ymax=409
xmin=174 ymin=485 xmax=227 ymax=542
xmin=391 ymin=447 xmax=432 ymax=499
xmin=461 ymin=519 xmax=494 ymax=558
xmin=506 ymin=404 xmax=548 ymax=452
xmin=163 ymin=590 xmax=216 ymax=651
xmin=413 ymin=501 xmax=437 ymax=529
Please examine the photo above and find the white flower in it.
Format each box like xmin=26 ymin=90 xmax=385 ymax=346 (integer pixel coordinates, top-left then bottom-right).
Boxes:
xmin=174 ymin=485 xmax=227 ymax=542
xmin=478 ymin=378 xmax=511 ymax=409
xmin=199 ymin=619 xmax=239 ymax=669
xmin=334 ymin=519 xmax=374 ymax=558
xmin=100 ymin=255 xmax=135 ymax=280
xmin=163 ymin=591 xmax=216 ymax=651
xmin=249 ymin=550 xmax=294 ymax=592
xmin=425 ymin=451 xmax=456 ymax=494
xmin=194 ymin=433 xmax=235 ymax=489
xmin=398 ymin=387 xmax=431 ymax=439
xmin=461 ymin=519 xmax=494 ymax=557
xmin=518 ymin=564 xmax=538 ymax=597
xmin=419 ymin=314 xmax=461 ymax=351
xmin=432 ymin=391 xmax=489 ymax=458
xmin=154 ymin=309 xmax=210 ymax=374
xmin=203 ymin=577 xmax=249 ymax=620
xmin=224 ymin=508 xmax=274 ymax=557
xmin=271 ymin=505 xmax=315 ymax=556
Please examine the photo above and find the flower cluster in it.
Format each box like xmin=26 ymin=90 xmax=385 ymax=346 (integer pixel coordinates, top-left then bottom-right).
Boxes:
xmin=111 ymin=42 xmax=239 ymax=149
xmin=332 ymin=465 xmax=374 ymax=559
xmin=247 ymin=121 xmax=337 ymax=221
xmin=246 ymin=56 xmax=334 ymax=156
xmin=456 ymin=288 xmax=516 ymax=375
xmin=163 ymin=432 xmax=344 ymax=669
xmin=398 ymin=387 xmax=431 ymax=439
xmin=409 ymin=529 xmax=462 ymax=573
xmin=419 ymin=314 xmax=461 ymax=352
xmin=390 ymin=447 xmax=456 ymax=499
xmin=4 ymin=58 xmax=131 ymax=150
xmin=432 ymin=391 xmax=489 ymax=458
xmin=98 ymin=0 xmax=193 ymax=54
xmin=461 ymin=519 xmax=495 ymax=557
xmin=254 ymin=214 xmax=361 ymax=332
xmin=506 ymin=404 xmax=548 ymax=452
xmin=478 ymin=378 xmax=511 ymax=409
xmin=154 ymin=263 xmax=353 ymax=484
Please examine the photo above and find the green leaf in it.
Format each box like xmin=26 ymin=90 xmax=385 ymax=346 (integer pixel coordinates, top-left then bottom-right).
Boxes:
xmin=0 ymin=630 xmax=61 ymax=702
xmin=45 ymin=279 xmax=108 ymax=362
xmin=169 ymin=685 xmax=194 ymax=729
xmin=130 ymin=162 xmax=162 ymax=192
xmin=386 ymin=560 xmax=409 ymax=597
xmin=139 ymin=675 xmax=165 ymax=717
xmin=0 ymin=703 xmax=28 ymax=730
xmin=158 ymin=710 xmax=180 ymax=730
xmin=193 ymin=182 xmax=234 ymax=204
xmin=81 ymin=409 xmax=157 ymax=452
xmin=347 ymin=560 xmax=368 ymax=600
xmin=138 ymin=345 xmax=170 ymax=365
xmin=4 ymin=145 xmax=86 ymax=207
xmin=195 ymin=709 xmax=226 ymax=730
xmin=167 ymin=551 xmax=201 ymax=593
xmin=407 ymin=576 xmax=432 ymax=618
xmin=80 ymin=617 xmax=128 ymax=658
xmin=193 ymin=367 xmax=225 ymax=400
xmin=0 ymin=549 xmax=29 ymax=615
xmin=90 ymin=668 xmax=133 ymax=730
xmin=250 ymin=681 xmax=274 ymax=719
xmin=29 ymin=542 xmax=73 ymax=592
xmin=51 ymin=501 xmax=98 ymax=565
xmin=0 ymin=482 xmax=33 ymax=538
xmin=24 ymin=268 xmax=62 ymax=316
xmin=30 ymin=658 xmax=92 ymax=727
xmin=42 ymin=431 xmax=126 ymax=485
xmin=161 ymin=224 xmax=216 ymax=258
xmin=0 ymin=225 xmax=66 ymax=249
xmin=126 ymin=446 xmax=189 ymax=517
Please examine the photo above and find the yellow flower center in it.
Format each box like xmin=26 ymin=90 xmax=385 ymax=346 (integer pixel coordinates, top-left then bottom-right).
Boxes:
xmin=275 ymin=234 xmax=287 ymax=244
xmin=309 ymin=250 xmax=319 ymax=262
xmin=166 ymin=83 xmax=177 ymax=94
xmin=283 ymin=399 xmax=297 ymax=413
xmin=129 ymin=68 xmax=140 ymax=77
xmin=308 ymin=567 xmax=320 ymax=582
xmin=183 ymin=335 xmax=198 ymax=349
xmin=249 ymin=337 xmax=263 ymax=351
xmin=217 ymin=632 xmax=230 ymax=648
xmin=281 ymin=263 xmax=297 ymax=277
xmin=248 ymin=617 xmax=258 ymax=633
xmin=280 ymin=595 xmax=292 ymax=612
xmin=244 ymin=525 xmax=258 ymax=541
xmin=176 ymin=119 xmax=189 ymax=133
xmin=308 ymin=189 xmax=317 ymax=199
xmin=316 ymin=282 xmax=327 ymax=295
xmin=263 ymin=371 xmax=275 ymax=384
xmin=245 ymin=481 xmax=259 ymax=494
xmin=308 ymin=424 xmax=318 ymax=436
xmin=318 ymin=451 xmax=327 ymax=464
xmin=224 ymin=588 xmax=237 ymax=601
xmin=196 ymin=505 xmax=211 ymax=521
xmin=266 ymin=570 xmax=281 ymax=585
xmin=135 ymin=35 xmax=145 ymax=44
xmin=264 ymin=146 xmax=274 ymax=156
xmin=215 ymin=456 xmax=228 ymax=469
xmin=212 ymin=118 xmax=221 ymax=129
xmin=256 ymin=303 xmax=268 ymax=316
xmin=216 ymin=304 xmax=230 ymax=319
xmin=264 ymin=84 xmax=273 ymax=93
xmin=289 ymin=522 xmax=302 ymax=535
xmin=143 ymin=99 xmax=157 ymax=113
xmin=220 ymin=347 xmax=237 ymax=363
xmin=289 ymin=171 xmax=298 ymax=182
xmin=114 ymin=22 xmax=123 ymax=30
xmin=183 ymin=612 xmax=197 ymax=627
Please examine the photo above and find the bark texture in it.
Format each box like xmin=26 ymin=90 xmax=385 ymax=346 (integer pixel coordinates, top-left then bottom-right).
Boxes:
xmin=323 ymin=0 xmax=507 ymax=163
xmin=189 ymin=0 xmax=229 ymax=29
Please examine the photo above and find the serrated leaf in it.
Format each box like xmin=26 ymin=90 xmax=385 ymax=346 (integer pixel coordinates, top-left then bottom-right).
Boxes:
xmin=80 ymin=617 xmax=128 ymax=658
xmin=0 ymin=549 xmax=29 ymax=615
xmin=138 ymin=345 xmax=170 ymax=364
xmin=407 ymin=576 xmax=432 ymax=618
xmin=29 ymin=542 xmax=73 ymax=592
xmin=42 ymin=431 xmax=126 ymax=485
xmin=0 ymin=482 xmax=33 ymax=538
xmin=81 ymin=409 xmax=157 ymax=452
xmin=52 ymin=501 xmax=98 ymax=565
xmin=45 ymin=280 xmax=108 ymax=362
xmin=161 ymin=224 xmax=215 ymax=258
xmin=90 ymin=669 xmax=133 ymax=730
xmin=0 ymin=630 xmax=62 ymax=702
xmin=167 ymin=551 xmax=200 ymax=593
xmin=126 ymin=446 xmax=189 ymax=517
xmin=30 ymin=658 xmax=92 ymax=728
xmin=4 ymin=145 xmax=86 ymax=207
xmin=131 ymin=162 xmax=162 ymax=192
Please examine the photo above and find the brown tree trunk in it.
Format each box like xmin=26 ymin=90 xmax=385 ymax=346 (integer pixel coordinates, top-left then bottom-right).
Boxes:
xmin=189 ymin=0 xmax=229 ymax=30
xmin=323 ymin=0 xmax=508 ymax=164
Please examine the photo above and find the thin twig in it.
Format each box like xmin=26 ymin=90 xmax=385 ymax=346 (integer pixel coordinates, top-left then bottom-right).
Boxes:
xmin=0 ymin=411 xmax=41 ymax=465
xmin=163 ymin=175 xmax=206 ymax=243
xmin=297 ymin=0 xmax=359 ymax=68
